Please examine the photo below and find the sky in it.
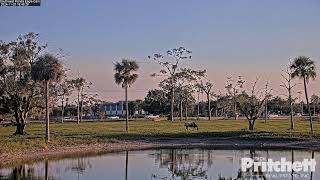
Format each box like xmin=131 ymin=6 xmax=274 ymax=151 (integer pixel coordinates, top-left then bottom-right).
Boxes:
xmin=0 ymin=0 xmax=319 ymax=102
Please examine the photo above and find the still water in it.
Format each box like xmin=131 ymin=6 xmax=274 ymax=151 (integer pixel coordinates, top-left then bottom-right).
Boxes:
xmin=0 ymin=149 xmax=319 ymax=180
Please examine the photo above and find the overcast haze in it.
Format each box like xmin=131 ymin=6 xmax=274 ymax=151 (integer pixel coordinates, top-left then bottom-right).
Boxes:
xmin=0 ymin=0 xmax=319 ymax=101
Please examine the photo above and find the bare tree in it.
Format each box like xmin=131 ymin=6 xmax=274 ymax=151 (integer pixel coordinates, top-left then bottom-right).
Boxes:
xmin=196 ymin=77 xmax=214 ymax=120
xmin=81 ymin=93 xmax=99 ymax=117
xmin=280 ymin=64 xmax=297 ymax=130
xmin=237 ymin=78 xmax=267 ymax=130
xmin=149 ymin=47 xmax=192 ymax=121
xmin=70 ymin=77 xmax=92 ymax=124
xmin=53 ymin=79 xmax=73 ymax=123
xmin=263 ymin=81 xmax=273 ymax=124
xmin=225 ymin=76 xmax=245 ymax=120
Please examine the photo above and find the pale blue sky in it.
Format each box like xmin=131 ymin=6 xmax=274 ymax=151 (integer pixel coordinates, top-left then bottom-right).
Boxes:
xmin=0 ymin=0 xmax=319 ymax=100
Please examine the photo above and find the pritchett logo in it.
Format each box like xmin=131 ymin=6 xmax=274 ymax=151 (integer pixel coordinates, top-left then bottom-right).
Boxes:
xmin=241 ymin=158 xmax=316 ymax=173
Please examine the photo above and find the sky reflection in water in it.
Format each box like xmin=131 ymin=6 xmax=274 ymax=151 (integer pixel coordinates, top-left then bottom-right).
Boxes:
xmin=0 ymin=149 xmax=319 ymax=180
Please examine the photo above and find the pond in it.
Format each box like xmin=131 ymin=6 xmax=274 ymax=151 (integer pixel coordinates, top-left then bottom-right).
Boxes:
xmin=0 ymin=149 xmax=319 ymax=179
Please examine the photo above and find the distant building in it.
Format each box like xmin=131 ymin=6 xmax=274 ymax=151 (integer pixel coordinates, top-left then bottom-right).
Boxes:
xmin=102 ymin=101 xmax=126 ymax=116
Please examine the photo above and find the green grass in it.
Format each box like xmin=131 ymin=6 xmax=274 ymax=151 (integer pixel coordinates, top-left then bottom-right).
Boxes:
xmin=1 ymin=118 xmax=320 ymax=154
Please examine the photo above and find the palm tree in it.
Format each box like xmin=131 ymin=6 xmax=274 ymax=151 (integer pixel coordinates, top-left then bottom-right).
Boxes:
xmin=114 ymin=59 xmax=139 ymax=132
xmin=31 ymin=54 xmax=64 ymax=143
xmin=290 ymin=56 xmax=317 ymax=134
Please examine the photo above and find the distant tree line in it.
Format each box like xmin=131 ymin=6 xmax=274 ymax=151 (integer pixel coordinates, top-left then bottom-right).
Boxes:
xmin=0 ymin=34 xmax=318 ymax=137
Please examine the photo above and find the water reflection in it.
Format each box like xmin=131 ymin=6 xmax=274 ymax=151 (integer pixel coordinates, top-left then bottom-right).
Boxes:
xmin=150 ymin=149 xmax=208 ymax=179
xmin=0 ymin=160 xmax=55 ymax=180
xmin=126 ymin=151 xmax=128 ymax=180
xmin=65 ymin=157 xmax=92 ymax=180
xmin=0 ymin=149 xmax=318 ymax=180
xmin=65 ymin=157 xmax=92 ymax=174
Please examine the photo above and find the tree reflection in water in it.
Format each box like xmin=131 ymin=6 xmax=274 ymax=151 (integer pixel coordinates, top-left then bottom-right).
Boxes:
xmin=150 ymin=149 xmax=208 ymax=180
xmin=149 ymin=149 xmax=270 ymax=180
xmin=233 ymin=150 xmax=266 ymax=180
xmin=68 ymin=158 xmax=92 ymax=174
xmin=0 ymin=149 xmax=316 ymax=180
xmin=65 ymin=157 xmax=92 ymax=180
xmin=1 ymin=160 xmax=55 ymax=180
xmin=218 ymin=150 xmax=267 ymax=180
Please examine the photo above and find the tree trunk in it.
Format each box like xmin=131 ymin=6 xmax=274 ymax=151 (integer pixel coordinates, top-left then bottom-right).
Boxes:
xmin=185 ymin=99 xmax=188 ymax=121
xmin=12 ymin=166 xmax=23 ymax=179
xmin=170 ymin=79 xmax=174 ymax=121
xmin=45 ymin=80 xmax=50 ymax=143
xmin=197 ymin=93 xmax=200 ymax=120
xmin=265 ymin=95 xmax=268 ymax=124
xmin=80 ymin=98 xmax=83 ymax=122
xmin=233 ymin=89 xmax=237 ymax=120
xmin=288 ymin=86 xmax=294 ymax=130
xmin=77 ymin=90 xmax=80 ymax=124
xmin=304 ymin=77 xmax=313 ymax=134
xmin=310 ymin=151 xmax=314 ymax=180
xmin=125 ymin=151 xmax=128 ymax=180
xmin=290 ymin=97 xmax=294 ymax=130
xmin=45 ymin=159 xmax=49 ymax=180
xmin=125 ymin=85 xmax=129 ymax=133
xmin=207 ymin=94 xmax=211 ymax=120
xmin=14 ymin=108 xmax=26 ymax=135
xmin=180 ymin=99 xmax=183 ymax=121
xmin=248 ymin=120 xmax=255 ymax=130
xmin=14 ymin=120 xmax=26 ymax=135
xmin=61 ymin=97 xmax=64 ymax=123
xmin=291 ymin=150 xmax=294 ymax=180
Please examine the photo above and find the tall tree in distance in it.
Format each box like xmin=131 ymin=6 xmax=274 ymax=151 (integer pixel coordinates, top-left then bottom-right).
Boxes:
xmin=280 ymin=63 xmax=297 ymax=130
xmin=149 ymin=47 xmax=192 ymax=121
xmin=196 ymin=73 xmax=214 ymax=120
xmin=290 ymin=56 xmax=317 ymax=134
xmin=114 ymin=59 xmax=139 ymax=132
xmin=161 ymin=68 xmax=204 ymax=121
xmin=70 ymin=77 xmax=92 ymax=124
xmin=31 ymin=53 xmax=64 ymax=143
xmin=225 ymin=76 xmax=245 ymax=120
xmin=54 ymin=79 xmax=73 ymax=123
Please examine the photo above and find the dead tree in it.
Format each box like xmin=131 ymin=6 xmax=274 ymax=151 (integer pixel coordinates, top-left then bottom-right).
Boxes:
xmin=280 ymin=64 xmax=297 ymax=130
xmin=237 ymin=78 xmax=267 ymax=130
xmin=225 ymin=76 xmax=245 ymax=120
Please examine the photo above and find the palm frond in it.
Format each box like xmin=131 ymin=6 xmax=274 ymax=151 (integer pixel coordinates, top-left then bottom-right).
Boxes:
xmin=31 ymin=53 xmax=64 ymax=83
xmin=290 ymin=56 xmax=316 ymax=81
xmin=113 ymin=59 xmax=139 ymax=88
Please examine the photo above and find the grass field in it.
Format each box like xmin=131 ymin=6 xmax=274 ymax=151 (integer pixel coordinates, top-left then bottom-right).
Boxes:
xmin=1 ymin=118 xmax=320 ymax=154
